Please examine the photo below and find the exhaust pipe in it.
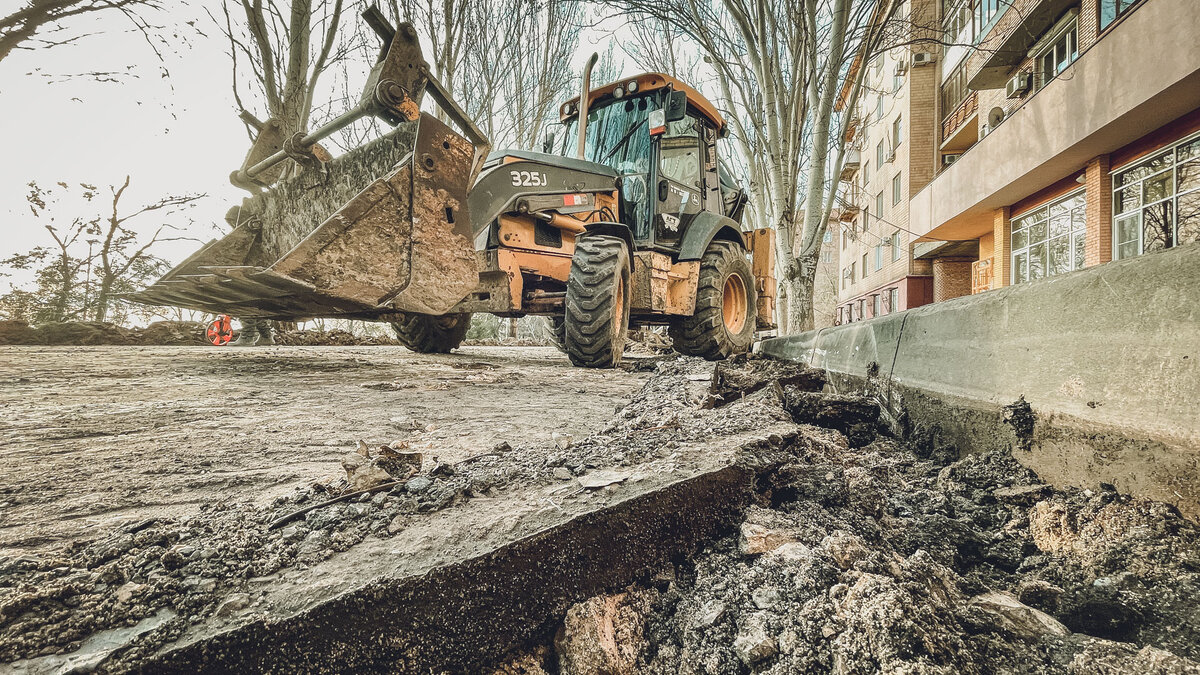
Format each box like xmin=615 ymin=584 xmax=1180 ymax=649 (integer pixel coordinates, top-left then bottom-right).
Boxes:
xmin=577 ymin=52 xmax=599 ymax=160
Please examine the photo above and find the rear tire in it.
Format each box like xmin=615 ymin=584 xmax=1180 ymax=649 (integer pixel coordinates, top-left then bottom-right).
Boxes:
xmin=564 ymin=235 xmax=630 ymax=368
xmin=547 ymin=316 xmax=567 ymax=354
xmin=669 ymin=240 xmax=757 ymax=360
xmin=390 ymin=312 xmax=471 ymax=353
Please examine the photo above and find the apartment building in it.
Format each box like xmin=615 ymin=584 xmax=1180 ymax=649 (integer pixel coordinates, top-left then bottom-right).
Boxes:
xmin=914 ymin=0 xmax=1200 ymax=297
xmin=835 ymin=0 xmax=942 ymax=324
xmin=838 ymin=0 xmax=1200 ymax=319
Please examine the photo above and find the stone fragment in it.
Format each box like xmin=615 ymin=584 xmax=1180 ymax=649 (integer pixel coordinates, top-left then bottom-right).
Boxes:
xmin=115 ymin=582 xmax=144 ymax=603
xmin=823 ymin=533 xmax=872 ymax=570
xmin=214 ymin=593 xmax=251 ymax=617
xmin=695 ymin=601 xmax=726 ymax=628
xmin=739 ymin=522 xmax=797 ymax=555
xmin=556 ymin=592 xmax=649 ymax=675
xmin=406 ymin=476 xmax=433 ymax=494
xmin=733 ymin=614 xmax=777 ymax=665
xmin=553 ymin=432 xmax=574 ymax=449
xmin=579 ymin=470 xmax=627 ymax=490
xmin=968 ymin=591 xmax=1070 ymax=639
xmin=552 ymin=467 xmax=573 ymax=481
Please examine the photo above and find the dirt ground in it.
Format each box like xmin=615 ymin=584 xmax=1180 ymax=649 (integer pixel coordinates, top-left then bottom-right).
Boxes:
xmin=0 ymin=346 xmax=647 ymax=558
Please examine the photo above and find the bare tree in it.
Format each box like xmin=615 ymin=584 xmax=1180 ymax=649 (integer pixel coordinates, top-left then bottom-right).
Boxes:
xmin=90 ymin=176 xmax=205 ymax=321
xmin=215 ymin=0 xmax=350 ymax=153
xmin=388 ymin=0 xmax=583 ymax=152
xmin=602 ymin=0 xmax=907 ymax=332
xmin=0 ymin=0 xmax=161 ymax=65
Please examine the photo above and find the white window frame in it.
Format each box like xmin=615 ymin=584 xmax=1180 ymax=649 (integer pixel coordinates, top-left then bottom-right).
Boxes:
xmin=1031 ymin=12 xmax=1079 ymax=91
xmin=1111 ymin=130 xmax=1200 ymax=259
xmin=1010 ymin=188 xmax=1086 ymax=284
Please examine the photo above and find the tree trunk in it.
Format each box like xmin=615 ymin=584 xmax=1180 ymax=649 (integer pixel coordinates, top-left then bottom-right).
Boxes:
xmin=94 ymin=275 xmax=113 ymax=322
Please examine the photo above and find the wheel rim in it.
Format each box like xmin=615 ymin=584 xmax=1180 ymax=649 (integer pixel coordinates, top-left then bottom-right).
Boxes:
xmin=722 ymin=273 xmax=748 ymax=334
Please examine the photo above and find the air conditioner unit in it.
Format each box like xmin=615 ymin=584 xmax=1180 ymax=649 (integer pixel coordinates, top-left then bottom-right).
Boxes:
xmin=886 ymin=149 xmax=896 ymax=163
xmin=943 ymin=153 xmax=962 ymax=166
xmin=894 ymin=60 xmax=909 ymax=77
xmin=912 ymin=52 xmax=935 ymax=66
xmin=979 ymin=123 xmax=991 ymax=140
xmin=1006 ymin=71 xmax=1031 ymax=99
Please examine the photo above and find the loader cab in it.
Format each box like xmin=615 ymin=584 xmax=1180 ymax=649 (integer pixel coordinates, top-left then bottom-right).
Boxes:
xmin=556 ymin=75 xmax=729 ymax=252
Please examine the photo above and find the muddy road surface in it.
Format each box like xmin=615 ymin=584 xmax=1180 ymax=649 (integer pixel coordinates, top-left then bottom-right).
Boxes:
xmin=0 ymin=346 xmax=647 ymax=557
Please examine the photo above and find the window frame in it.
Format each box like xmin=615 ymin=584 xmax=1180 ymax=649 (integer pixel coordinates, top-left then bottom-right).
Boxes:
xmin=1110 ymin=130 xmax=1200 ymax=260
xmin=893 ymin=116 xmax=903 ymax=149
xmin=1099 ymin=0 xmax=1143 ymax=32
xmin=892 ymin=172 xmax=902 ymax=205
xmin=875 ymin=191 xmax=884 ymax=216
xmin=1032 ymin=15 xmax=1078 ymax=91
xmin=1010 ymin=188 xmax=1087 ymax=284
xmin=891 ymin=231 xmax=902 ymax=261
xmin=940 ymin=62 xmax=970 ymax=122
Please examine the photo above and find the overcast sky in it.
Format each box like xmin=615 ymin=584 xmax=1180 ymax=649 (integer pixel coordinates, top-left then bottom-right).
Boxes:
xmin=0 ymin=3 xmax=631 ymax=286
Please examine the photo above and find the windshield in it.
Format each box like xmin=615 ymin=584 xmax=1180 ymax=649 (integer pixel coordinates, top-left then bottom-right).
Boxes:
xmin=557 ymin=96 xmax=653 ymax=174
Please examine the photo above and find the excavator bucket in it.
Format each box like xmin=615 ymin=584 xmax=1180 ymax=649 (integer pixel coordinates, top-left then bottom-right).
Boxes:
xmin=128 ymin=10 xmax=489 ymax=320
xmin=130 ymin=113 xmax=478 ymax=319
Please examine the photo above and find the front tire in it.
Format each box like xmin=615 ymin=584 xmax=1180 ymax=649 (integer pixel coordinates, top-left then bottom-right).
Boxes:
xmin=390 ymin=312 xmax=471 ymax=353
xmin=669 ymin=240 xmax=757 ymax=359
xmin=563 ymin=235 xmax=631 ymax=368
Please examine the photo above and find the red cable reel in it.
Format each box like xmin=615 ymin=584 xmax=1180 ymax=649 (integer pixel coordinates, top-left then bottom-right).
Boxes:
xmin=206 ymin=314 xmax=233 ymax=346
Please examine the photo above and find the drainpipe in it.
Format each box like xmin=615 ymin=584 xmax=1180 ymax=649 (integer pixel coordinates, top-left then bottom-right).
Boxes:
xmin=577 ymin=52 xmax=599 ymax=160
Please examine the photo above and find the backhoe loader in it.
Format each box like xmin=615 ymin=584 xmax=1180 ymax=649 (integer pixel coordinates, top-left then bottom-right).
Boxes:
xmin=130 ymin=9 xmax=776 ymax=368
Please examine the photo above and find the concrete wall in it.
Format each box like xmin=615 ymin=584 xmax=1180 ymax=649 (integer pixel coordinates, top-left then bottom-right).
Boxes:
xmin=761 ymin=244 xmax=1200 ymax=519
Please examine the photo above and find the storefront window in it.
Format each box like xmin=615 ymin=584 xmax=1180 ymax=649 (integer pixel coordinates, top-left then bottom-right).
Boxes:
xmin=1011 ymin=191 xmax=1086 ymax=283
xmin=1112 ymin=133 xmax=1200 ymax=259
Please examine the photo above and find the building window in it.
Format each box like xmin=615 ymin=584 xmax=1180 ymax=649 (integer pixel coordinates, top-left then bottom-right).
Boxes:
xmin=824 ymin=229 xmax=833 ymax=243
xmin=1011 ymin=190 xmax=1086 ymax=283
xmin=875 ymin=191 xmax=884 ymax=216
xmin=941 ymin=62 xmax=969 ymax=117
xmin=1100 ymin=0 xmax=1142 ymax=31
xmin=1112 ymin=132 xmax=1200 ymax=259
xmin=858 ymin=298 xmax=866 ymax=318
xmin=891 ymin=231 xmax=902 ymax=260
xmin=1034 ymin=17 xmax=1078 ymax=91
xmin=875 ymin=94 xmax=884 ymax=122
xmin=822 ymin=249 xmax=833 ymax=263
xmin=863 ymin=160 xmax=870 ymax=185
xmin=850 ymin=262 xmax=856 ymax=281
xmin=888 ymin=287 xmax=899 ymax=312
xmin=975 ymin=0 xmax=1005 ymax=32
xmin=893 ymin=116 xmax=903 ymax=149
xmin=876 ymin=140 xmax=886 ymax=166
xmin=872 ymin=294 xmax=881 ymax=317
xmin=892 ymin=173 xmax=902 ymax=205
xmin=861 ymin=252 xmax=868 ymax=277
xmin=863 ymin=207 xmax=870 ymax=233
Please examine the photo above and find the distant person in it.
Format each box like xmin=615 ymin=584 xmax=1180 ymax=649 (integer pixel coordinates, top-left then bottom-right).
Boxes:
xmin=230 ymin=318 xmax=275 ymax=346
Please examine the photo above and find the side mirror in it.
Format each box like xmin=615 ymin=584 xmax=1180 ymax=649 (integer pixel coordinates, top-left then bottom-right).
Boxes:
xmin=665 ymin=90 xmax=687 ymax=122
xmin=541 ymin=131 xmax=556 ymax=154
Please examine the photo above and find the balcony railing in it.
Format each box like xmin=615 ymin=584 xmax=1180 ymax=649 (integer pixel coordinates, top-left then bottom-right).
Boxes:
xmin=942 ymin=90 xmax=978 ymax=141
xmin=971 ymin=257 xmax=993 ymax=294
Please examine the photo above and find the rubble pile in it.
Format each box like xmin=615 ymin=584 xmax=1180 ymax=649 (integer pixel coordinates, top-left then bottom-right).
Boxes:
xmin=273 ymin=328 xmax=399 ymax=346
xmin=0 ymin=321 xmax=208 ymax=346
xmin=540 ymin=362 xmax=1200 ymax=674
xmin=2 ymin=354 xmax=1198 ymax=674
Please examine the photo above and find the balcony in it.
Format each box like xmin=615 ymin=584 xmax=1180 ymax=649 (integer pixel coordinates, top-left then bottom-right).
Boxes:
xmin=910 ymin=0 xmax=1200 ymax=241
xmin=968 ymin=0 xmax=1078 ymax=90
xmin=941 ymin=91 xmax=979 ymax=153
xmin=839 ymin=149 xmax=861 ymax=181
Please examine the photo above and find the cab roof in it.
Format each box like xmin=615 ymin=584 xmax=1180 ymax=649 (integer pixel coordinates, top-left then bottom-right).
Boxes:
xmin=559 ymin=72 xmax=726 ymax=134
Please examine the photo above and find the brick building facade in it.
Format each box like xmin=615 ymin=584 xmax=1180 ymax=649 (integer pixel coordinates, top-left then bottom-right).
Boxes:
xmin=836 ymin=0 xmax=1200 ymax=322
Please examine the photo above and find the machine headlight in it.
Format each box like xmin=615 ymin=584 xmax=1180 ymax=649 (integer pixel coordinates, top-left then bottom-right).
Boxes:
xmin=627 ymin=80 xmax=638 ymax=93
xmin=613 ymin=86 xmax=624 ymax=99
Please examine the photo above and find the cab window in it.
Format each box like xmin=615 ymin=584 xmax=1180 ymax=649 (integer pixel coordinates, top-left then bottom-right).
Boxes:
xmin=659 ymin=117 xmax=701 ymax=188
